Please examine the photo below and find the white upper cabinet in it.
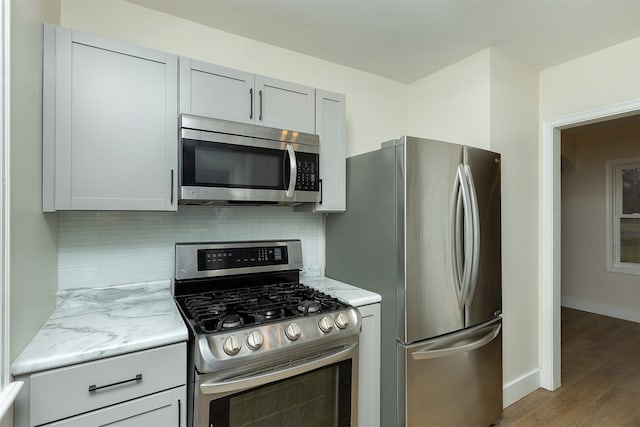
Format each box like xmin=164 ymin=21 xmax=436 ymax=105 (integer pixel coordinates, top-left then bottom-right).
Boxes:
xmin=43 ymin=24 xmax=178 ymax=211
xmin=180 ymin=58 xmax=315 ymax=133
xmin=315 ymin=90 xmax=346 ymax=212
xmin=255 ymin=75 xmax=315 ymax=133
xmin=179 ymin=59 xmax=254 ymax=124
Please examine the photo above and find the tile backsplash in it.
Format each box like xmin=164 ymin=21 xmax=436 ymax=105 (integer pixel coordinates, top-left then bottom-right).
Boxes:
xmin=58 ymin=206 xmax=325 ymax=290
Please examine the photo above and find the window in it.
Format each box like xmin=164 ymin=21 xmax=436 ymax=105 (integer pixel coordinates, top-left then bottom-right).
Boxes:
xmin=607 ymin=158 xmax=640 ymax=275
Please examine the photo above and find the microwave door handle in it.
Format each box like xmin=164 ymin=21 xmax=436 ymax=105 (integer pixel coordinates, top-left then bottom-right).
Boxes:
xmin=285 ymin=144 xmax=297 ymax=198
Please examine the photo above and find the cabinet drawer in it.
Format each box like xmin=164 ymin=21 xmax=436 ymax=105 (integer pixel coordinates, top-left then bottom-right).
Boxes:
xmin=30 ymin=343 xmax=185 ymax=426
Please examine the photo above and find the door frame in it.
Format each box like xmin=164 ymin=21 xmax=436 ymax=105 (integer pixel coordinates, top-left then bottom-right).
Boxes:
xmin=539 ymin=98 xmax=640 ymax=390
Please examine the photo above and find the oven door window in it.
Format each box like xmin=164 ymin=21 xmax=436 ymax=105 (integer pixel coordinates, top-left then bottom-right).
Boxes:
xmin=182 ymin=139 xmax=289 ymax=190
xmin=210 ymin=361 xmax=352 ymax=427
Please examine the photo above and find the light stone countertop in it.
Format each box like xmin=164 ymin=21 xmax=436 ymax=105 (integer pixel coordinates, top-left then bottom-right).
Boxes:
xmin=302 ymin=276 xmax=381 ymax=307
xmin=11 ymin=280 xmax=188 ymax=376
xmin=11 ymin=276 xmax=379 ymax=377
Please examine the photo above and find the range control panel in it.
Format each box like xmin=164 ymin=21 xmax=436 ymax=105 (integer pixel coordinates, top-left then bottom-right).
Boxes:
xmin=175 ymin=240 xmax=303 ymax=280
xmin=198 ymin=246 xmax=289 ymax=271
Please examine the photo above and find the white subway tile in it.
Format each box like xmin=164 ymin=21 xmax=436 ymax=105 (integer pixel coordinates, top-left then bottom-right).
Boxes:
xmin=58 ymin=206 xmax=324 ymax=290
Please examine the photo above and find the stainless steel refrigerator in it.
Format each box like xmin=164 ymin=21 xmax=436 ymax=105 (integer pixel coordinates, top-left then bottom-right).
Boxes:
xmin=326 ymin=136 xmax=502 ymax=427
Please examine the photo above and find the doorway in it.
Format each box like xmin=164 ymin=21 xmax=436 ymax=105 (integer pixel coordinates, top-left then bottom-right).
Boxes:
xmin=539 ymin=99 xmax=640 ymax=391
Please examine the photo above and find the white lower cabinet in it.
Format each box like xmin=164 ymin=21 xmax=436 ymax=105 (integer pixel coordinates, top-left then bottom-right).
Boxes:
xmin=15 ymin=343 xmax=186 ymax=427
xmin=48 ymin=387 xmax=185 ymax=427
xmin=357 ymin=303 xmax=381 ymax=427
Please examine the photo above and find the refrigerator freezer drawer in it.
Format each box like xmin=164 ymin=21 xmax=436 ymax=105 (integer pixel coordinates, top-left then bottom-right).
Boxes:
xmin=399 ymin=318 xmax=502 ymax=427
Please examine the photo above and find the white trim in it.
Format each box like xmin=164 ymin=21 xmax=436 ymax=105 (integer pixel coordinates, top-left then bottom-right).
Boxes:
xmin=606 ymin=158 xmax=640 ymax=275
xmin=0 ymin=381 xmax=22 ymax=421
xmin=503 ymin=369 xmax=540 ymax=408
xmin=0 ymin=0 xmax=8 ymax=394
xmin=540 ymin=98 xmax=640 ymax=391
xmin=562 ymin=297 xmax=640 ymax=324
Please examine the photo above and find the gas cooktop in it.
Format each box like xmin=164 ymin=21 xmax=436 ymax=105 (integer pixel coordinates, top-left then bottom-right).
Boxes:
xmin=176 ymin=281 xmax=348 ymax=335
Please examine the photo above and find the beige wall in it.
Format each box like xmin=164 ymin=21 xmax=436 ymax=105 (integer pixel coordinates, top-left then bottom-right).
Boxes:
xmin=561 ymin=122 xmax=640 ymax=322
xmin=59 ymin=0 xmax=407 ymax=157
xmin=540 ymin=37 xmax=640 ymax=120
xmin=489 ymin=50 xmax=540 ymax=386
xmin=407 ymin=49 xmax=491 ymax=149
xmin=9 ymin=0 xmax=59 ymax=362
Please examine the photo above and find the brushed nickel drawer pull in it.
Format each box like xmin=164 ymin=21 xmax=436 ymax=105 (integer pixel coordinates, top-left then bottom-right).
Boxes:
xmin=88 ymin=373 xmax=142 ymax=392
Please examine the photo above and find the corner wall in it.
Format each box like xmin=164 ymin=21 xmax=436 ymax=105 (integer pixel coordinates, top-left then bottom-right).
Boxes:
xmin=408 ymin=49 xmax=491 ymax=148
xmin=489 ymin=49 xmax=540 ymax=404
xmin=9 ymin=0 xmax=60 ymax=361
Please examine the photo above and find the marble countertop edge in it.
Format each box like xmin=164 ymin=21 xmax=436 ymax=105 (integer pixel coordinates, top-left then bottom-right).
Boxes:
xmin=12 ymin=332 xmax=187 ymax=377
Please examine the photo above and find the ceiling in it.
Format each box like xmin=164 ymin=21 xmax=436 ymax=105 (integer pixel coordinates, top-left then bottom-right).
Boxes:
xmin=127 ymin=0 xmax=640 ymax=83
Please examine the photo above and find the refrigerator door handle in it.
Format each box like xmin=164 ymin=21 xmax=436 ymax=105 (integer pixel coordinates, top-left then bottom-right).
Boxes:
xmin=451 ymin=167 xmax=464 ymax=307
xmin=457 ymin=164 xmax=474 ymax=307
xmin=410 ymin=323 xmax=501 ymax=360
xmin=464 ymin=164 xmax=481 ymax=305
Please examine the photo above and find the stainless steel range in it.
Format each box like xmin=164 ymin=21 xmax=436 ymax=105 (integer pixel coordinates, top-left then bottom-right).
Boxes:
xmin=174 ymin=240 xmax=360 ymax=427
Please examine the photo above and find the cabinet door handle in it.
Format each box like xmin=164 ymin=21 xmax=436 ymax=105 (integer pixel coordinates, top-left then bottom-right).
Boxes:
xmin=170 ymin=169 xmax=175 ymax=205
xmin=88 ymin=373 xmax=142 ymax=392
xmin=258 ymin=89 xmax=263 ymax=121
xmin=249 ymin=88 xmax=253 ymax=120
xmin=319 ymin=179 xmax=323 ymax=205
xmin=178 ymin=399 xmax=182 ymax=427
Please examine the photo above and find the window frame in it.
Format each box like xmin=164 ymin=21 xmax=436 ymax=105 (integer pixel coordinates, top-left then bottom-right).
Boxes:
xmin=606 ymin=158 xmax=640 ymax=275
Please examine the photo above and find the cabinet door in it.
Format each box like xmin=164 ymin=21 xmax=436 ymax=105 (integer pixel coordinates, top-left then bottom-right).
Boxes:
xmin=43 ymin=25 xmax=178 ymax=211
xmin=255 ymin=75 xmax=315 ymax=133
xmin=315 ymin=90 xmax=346 ymax=212
xmin=47 ymin=387 xmax=186 ymax=427
xmin=180 ymin=58 xmax=254 ymax=124
xmin=358 ymin=303 xmax=381 ymax=427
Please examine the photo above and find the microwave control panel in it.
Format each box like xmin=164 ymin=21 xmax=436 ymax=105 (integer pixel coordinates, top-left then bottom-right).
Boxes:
xmin=295 ymin=153 xmax=319 ymax=191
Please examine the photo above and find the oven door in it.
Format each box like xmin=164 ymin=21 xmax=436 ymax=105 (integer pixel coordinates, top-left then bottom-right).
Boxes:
xmin=180 ymin=128 xmax=319 ymax=205
xmin=195 ymin=343 xmax=358 ymax=427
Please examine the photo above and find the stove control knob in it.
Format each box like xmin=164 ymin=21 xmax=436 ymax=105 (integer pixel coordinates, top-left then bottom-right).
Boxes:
xmin=223 ymin=335 xmax=242 ymax=356
xmin=318 ymin=316 xmax=334 ymax=333
xmin=246 ymin=331 xmax=264 ymax=350
xmin=285 ymin=323 xmax=301 ymax=341
xmin=335 ymin=312 xmax=350 ymax=329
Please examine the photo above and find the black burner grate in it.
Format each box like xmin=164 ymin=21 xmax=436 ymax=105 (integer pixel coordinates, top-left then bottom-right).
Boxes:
xmin=177 ymin=282 xmax=346 ymax=334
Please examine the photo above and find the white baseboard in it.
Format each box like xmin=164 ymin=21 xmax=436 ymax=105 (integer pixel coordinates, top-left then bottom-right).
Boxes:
xmin=562 ymin=296 xmax=640 ymax=323
xmin=503 ymin=369 xmax=540 ymax=408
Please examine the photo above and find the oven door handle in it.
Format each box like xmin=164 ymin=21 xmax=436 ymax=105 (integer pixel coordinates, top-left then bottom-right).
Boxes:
xmin=199 ymin=343 xmax=357 ymax=395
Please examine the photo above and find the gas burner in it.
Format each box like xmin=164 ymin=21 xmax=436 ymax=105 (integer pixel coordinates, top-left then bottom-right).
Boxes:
xmin=263 ymin=308 xmax=281 ymax=319
xmin=219 ymin=314 xmax=243 ymax=329
xmin=207 ymin=303 xmax=227 ymax=315
xmin=298 ymin=300 xmax=321 ymax=314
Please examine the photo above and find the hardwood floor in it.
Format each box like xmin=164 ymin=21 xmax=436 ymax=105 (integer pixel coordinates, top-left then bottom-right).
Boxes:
xmin=500 ymin=307 xmax=640 ymax=427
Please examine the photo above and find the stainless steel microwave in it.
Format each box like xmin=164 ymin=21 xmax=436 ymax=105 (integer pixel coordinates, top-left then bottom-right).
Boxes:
xmin=179 ymin=114 xmax=320 ymax=206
